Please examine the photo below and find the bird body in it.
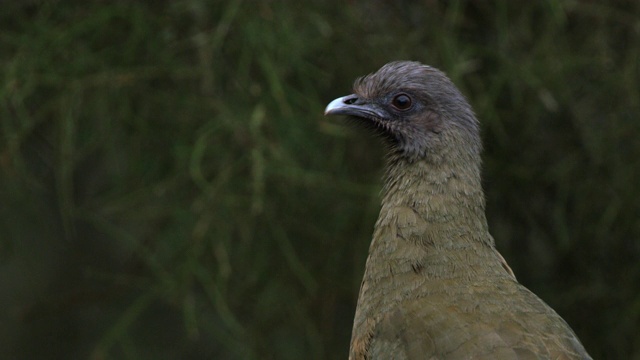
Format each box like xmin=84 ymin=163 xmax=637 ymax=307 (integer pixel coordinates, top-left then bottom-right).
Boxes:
xmin=325 ymin=61 xmax=591 ymax=359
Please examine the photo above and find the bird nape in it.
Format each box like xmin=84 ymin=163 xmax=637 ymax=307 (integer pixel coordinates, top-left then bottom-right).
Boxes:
xmin=324 ymin=61 xmax=591 ymax=360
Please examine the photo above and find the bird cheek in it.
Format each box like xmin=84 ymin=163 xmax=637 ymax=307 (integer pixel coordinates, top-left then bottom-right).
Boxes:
xmin=413 ymin=111 xmax=443 ymax=135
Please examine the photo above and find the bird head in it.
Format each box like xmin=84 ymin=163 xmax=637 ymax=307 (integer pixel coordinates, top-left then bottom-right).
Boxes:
xmin=325 ymin=61 xmax=481 ymax=164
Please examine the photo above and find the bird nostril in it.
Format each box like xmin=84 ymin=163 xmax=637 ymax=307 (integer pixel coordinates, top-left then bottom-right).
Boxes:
xmin=344 ymin=96 xmax=357 ymax=105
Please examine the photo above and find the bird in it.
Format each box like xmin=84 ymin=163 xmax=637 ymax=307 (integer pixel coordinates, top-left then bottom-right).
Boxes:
xmin=324 ymin=61 xmax=591 ymax=360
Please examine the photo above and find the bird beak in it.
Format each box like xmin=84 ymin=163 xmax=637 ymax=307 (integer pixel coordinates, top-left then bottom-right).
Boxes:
xmin=324 ymin=95 xmax=387 ymax=120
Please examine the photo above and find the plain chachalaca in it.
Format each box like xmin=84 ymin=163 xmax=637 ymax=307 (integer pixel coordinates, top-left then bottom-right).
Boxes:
xmin=325 ymin=61 xmax=591 ymax=360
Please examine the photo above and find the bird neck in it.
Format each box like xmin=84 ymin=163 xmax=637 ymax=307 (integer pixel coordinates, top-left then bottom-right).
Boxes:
xmin=370 ymin=149 xmax=499 ymax=272
xmin=358 ymin=150 xmax=513 ymax=294
xmin=382 ymin=150 xmax=491 ymax=241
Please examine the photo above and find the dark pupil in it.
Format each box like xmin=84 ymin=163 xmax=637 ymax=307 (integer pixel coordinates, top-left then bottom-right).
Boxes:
xmin=393 ymin=95 xmax=411 ymax=109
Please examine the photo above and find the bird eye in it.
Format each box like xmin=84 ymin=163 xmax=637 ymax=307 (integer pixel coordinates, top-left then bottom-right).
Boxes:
xmin=391 ymin=94 xmax=412 ymax=110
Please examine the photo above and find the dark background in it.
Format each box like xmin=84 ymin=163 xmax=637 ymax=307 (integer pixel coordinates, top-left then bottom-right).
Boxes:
xmin=1 ymin=0 xmax=639 ymax=359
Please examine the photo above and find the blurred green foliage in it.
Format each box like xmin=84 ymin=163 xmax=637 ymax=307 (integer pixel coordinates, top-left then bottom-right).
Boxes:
xmin=0 ymin=0 xmax=639 ymax=359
